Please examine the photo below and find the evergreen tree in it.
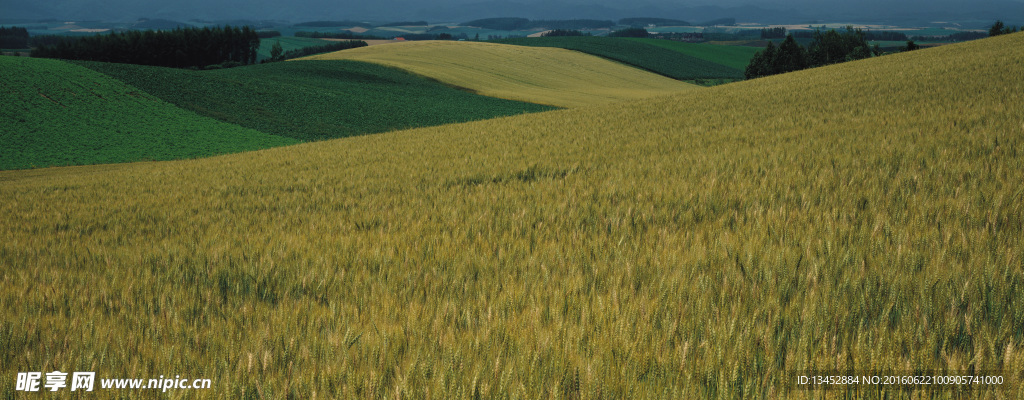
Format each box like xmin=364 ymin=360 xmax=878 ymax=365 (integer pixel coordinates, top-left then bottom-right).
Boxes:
xmin=989 ymin=20 xmax=1005 ymax=37
xmin=744 ymin=41 xmax=776 ymax=79
xmin=270 ymin=39 xmax=284 ymax=61
xmin=773 ymin=34 xmax=807 ymax=73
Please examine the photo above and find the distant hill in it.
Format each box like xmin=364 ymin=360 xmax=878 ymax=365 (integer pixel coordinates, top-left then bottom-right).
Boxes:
xmin=130 ymin=18 xmax=193 ymax=30
xmin=495 ymin=36 xmax=744 ymax=81
xmin=299 ymin=40 xmax=697 ymax=107
xmin=625 ymin=38 xmax=760 ymax=71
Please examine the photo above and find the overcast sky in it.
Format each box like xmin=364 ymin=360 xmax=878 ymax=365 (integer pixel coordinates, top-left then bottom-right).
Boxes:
xmin=3 ymin=0 xmax=1022 ymax=25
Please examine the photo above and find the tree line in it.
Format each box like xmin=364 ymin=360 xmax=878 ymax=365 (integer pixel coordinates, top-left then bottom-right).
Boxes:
xmin=989 ymin=20 xmax=1020 ymax=36
xmin=761 ymin=27 xmax=787 ymax=39
xmin=542 ymin=29 xmax=590 ymax=37
xmin=266 ymin=40 xmax=367 ymax=62
xmin=31 ymin=26 xmax=260 ymax=69
xmin=294 ymin=21 xmax=370 ymax=28
xmin=0 ymin=26 xmax=29 ymax=48
xmin=745 ymin=27 xmax=894 ymax=79
xmin=608 ymin=28 xmax=649 ymax=38
xmin=462 ymin=18 xmax=615 ymax=31
xmin=619 ymin=18 xmax=690 ymax=27
xmin=295 ymin=31 xmax=384 ymax=40
xmin=915 ymin=31 xmax=986 ymax=42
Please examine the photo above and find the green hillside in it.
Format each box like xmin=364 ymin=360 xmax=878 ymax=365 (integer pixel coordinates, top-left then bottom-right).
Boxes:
xmin=0 ymin=56 xmax=298 ymax=170
xmin=496 ymin=36 xmax=743 ymax=81
xmin=77 ymin=59 xmax=556 ymax=142
xmin=625 ymin=38 xmax=761 ymax=70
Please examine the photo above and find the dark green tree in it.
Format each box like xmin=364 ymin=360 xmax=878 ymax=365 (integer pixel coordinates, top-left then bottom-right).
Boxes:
xmin=744 ymin=41 xmax=776 ymax=79
xmin=902 ymin=40 xmax=919 ymax=52
xmin=270 ymin=39 xmax=284 ymax=61
xmin=989 ymin=20 xmax=1005 ymax=37
xmin=773 ymin=34 xmax=808 ymax=73
xmin=608 ymin=27 xmax=649 ymax=38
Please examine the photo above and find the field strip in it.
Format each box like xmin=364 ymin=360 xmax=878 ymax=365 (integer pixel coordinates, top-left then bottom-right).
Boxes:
xmin=298 ymin=40 xmax=698 ymax=107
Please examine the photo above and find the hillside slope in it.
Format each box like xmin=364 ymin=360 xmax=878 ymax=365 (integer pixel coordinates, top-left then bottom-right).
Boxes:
xmin=2 ymin=33 xmax=1023 ymax=398
xmin=495 ymin=36 xmax=744 ymax=81
xmin=76 ymin=60 xmax=555 ymax=142
xmin=299 ymin=40 xmax=699 ymax=107
xmin=0 ymin=57 xmax=298 ymax=170
xmin=625 ymin=38 xmax=761 ymax=70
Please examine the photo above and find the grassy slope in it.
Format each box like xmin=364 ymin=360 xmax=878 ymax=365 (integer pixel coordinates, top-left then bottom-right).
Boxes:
xmin=300 ymin=40 xmax=698 ymax=108
xmin=0 ymin=57 xmax=298 ymax=170
xmin=2 ymin=33 xmax=1024 ymax=398
xmin=625 ymin=37 xmax=761 ymax=70
xmin=76 ymin=60 xmax=555 ymax=142
xmin=496 ymin=36 xmax=744 ymax=81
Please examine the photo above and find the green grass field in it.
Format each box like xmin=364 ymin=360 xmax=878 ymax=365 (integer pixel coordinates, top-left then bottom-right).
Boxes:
xmin=0 ymin=57 xmax=298 ymax=170
xmin=625 ymin=38 xmax=761 ymax=71
xmin=2 ymin=32 xmax=1023 ymax=398
xmin=496 ymin=36 xmax=744 ymax=81
xmin=77 ymin=59 xmax=556 ymax=142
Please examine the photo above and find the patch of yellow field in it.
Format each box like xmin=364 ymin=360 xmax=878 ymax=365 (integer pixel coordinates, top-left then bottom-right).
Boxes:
xmin=298 ymin=40 xmax=698 ymax=107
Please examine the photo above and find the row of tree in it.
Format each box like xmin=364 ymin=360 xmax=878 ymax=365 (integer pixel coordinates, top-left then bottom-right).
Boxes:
xmin=619 ymin=18 xmax=690 ymax=27
xmin=0 ymin=26 xmax=29 ymax=48
xmin=542 ymin=29 xmax=589 ymax=37
xmin=764 ymin=27 xmax=912 ymax=41
xmin=294 ymin=20 xmax=370 ymax=28
xmin=989 ymin=21 xmax=1020 ymax=36
xmin=760 ymin=27 xmax=787 ymax=39
xmin=462 ymin=18 xmax=615 ymax=31
xmin=31 ymin=26 xmax=260 ymax=69
xmin=266 ymin=39 xmax=367 ymax=62
xmin=914 ymin=31 xmax=986 ymax=42
xmin=745 ymin=27 xmax=892 ymax=79
xmin=295 ymin=31 xmax=383 ymax=40
xmin=608 ymin=27 xmax=649 ymax=38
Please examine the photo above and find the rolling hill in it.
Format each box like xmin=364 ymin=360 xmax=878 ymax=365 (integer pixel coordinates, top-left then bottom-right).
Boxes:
xmin=75 ymin=60 xmax=555 ymax=142
xmin=496 ymin=36 xmax=745 ymax=82
xmin=299 ymin=40 xmax=699 ymax=107
xmin=2 ymin=32 xmax=1023 ymax=399
xmin=625 ymin=38 xmax=761 ymax=71
xmin=0 ymin=56 xmax=298 ymax=170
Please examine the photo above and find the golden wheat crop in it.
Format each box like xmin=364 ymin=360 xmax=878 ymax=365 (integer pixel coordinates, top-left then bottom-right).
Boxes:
xmin=298 ymin=40 xmax=698 ymax=108
xmin=2 ymin=33 xmax=1024 ymax=398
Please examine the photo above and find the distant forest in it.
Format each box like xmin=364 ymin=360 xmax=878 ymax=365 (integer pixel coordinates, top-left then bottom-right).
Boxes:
xmin=745 ymin=27 xmax=917 ymax=79
xmin=295 ymin=31 xmax=384 ymax=40
xmin=619 ymin=18 xmax=690 ymax=27
xmin=462 ymin=18 xmax=615 ymax=31
xmin=294 ymin=20 xmax=371 ymax=28
xmin=31 ymin=26 xmax=261 ymax=69
xmin=0 ymin=26 xmax=29 ymax=48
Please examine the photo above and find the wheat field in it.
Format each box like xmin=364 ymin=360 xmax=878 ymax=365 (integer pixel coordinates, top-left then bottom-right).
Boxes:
xmin=298 ymin=40 xmax=698 ymax=108
xmin=2 ymin=33 xmax=1024 ymax=398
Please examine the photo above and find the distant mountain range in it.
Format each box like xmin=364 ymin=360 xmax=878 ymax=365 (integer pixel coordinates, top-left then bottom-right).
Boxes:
xmin=2 ymin=0 xmax=1021 ymax=27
